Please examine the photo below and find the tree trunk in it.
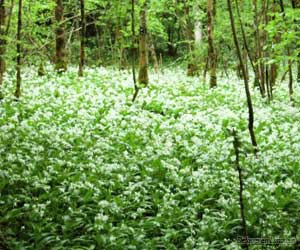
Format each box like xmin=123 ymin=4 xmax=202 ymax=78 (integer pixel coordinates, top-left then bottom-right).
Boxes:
xmin=288 ymin=67 xmax=293 ymax=97
xmin=227 ymin=0 xmax=258 ymax=156
xmin=78 ymin=0 xmax=85 ymax=76
xmin=183 ymin=0 xmax=198 ymax=77
xmin=263 ymin=0 xmax=272 ymax=101
xmin=183 ymin=0 xmax=194 ymax=53
xmin=235 ymin=0 xmax=257 ymax=83
xmin=297 ymin=63 xmax=300 ymax=83
xmin=243 ymin=48 xmax=249 ymax=80
xmin=138 ymin=1 xmax=149 ymax=86
xmin=269 ymin=2 xmax=279 ymax=88
xmin=269 ymin=63 xmax=278 ymax=87
xmin=0 ymin=0 xmax=5 ymax=86
xmin=279 ymin=0 xmax=294 ymax=101
xmin=115 ymin=24 xmax=127 ymax=70
xmin=207 ymin=0 xmax=217 ymax=88
xmin=194 ymin=20 xmax=202 ymax=47
xmin=149 ymin=34 xmax=159 ymax=74
xmin=131 ymin=0 xmax=138 ymax=102
xmin=259 ymin=0 xmax=267 ymax=97
xmin=291 ymin=0 xmax=300 ymax=82
xmin=14 ymin=0 xmax=22 ymax=98
xmin=55 ymin=0 xmax=67 ymax=73
xmin=232 ymin=130 xmax=249 ymax=250
xmin=252 ymin=0 xmax=263 ymax=94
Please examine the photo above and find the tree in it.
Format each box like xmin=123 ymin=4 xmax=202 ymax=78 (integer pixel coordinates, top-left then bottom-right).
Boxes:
xmin=78 ymin=0 xmax=85 ymax=76
xmin=291 ymin=0 xmax=300 ymax=82
xmin=137 ymin=0 xmax=149 ymax=87
xmin=207 ymin=0 xmax=217 ymax=88
xmin=227 ymin=0 xmax=258 ymax=154
xmin=14 ymin=0 xmax=22 ymax=98
xmin=55 ymin=0 xmax=67 ymax=73
xmin=235 ymin=0 xmax=258 ymax=87
xmin=131 ymin=0 xmax=138 ymax=102
xmin=0 ymin=0 xmax=5 ymax=86
xmin=149 ymin=34 xmax=159 ymax=74
xmin=183 ymin=0 xmax=196 ymax=76
xmin=252 ymin=0 xmax=264 ymax=95
xmin=278 ymin=0 xmax=294 ymax=101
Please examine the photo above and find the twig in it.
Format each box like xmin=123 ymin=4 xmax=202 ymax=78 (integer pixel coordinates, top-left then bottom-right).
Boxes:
xmin=232 ymin=129 xmax=249 ymax=250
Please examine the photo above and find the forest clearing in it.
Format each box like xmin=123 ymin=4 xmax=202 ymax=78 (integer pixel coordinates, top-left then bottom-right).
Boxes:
xmin=0 ymin=0 xmax=300 ymax=249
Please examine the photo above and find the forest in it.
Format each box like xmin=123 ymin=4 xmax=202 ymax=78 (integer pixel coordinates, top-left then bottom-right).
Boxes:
xmin=0 ymin=0 xmax=300 ymax=249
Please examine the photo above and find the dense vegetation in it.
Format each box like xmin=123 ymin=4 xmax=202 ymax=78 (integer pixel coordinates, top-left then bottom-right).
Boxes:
xmin=0 ymin=0 xmax=300 ymax=249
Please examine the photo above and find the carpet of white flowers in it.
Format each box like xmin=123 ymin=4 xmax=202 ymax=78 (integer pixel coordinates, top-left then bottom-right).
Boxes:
xmin=0 ymin=67 xmax=300 ymax=249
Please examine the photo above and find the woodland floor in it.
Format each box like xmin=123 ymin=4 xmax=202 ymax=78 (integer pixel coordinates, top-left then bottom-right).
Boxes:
xmin=0 ymin=67 xmax=300 ymax=249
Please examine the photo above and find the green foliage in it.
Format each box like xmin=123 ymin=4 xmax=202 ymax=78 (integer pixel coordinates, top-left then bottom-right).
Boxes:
xmin=1 ymin=67 xmax=300 ymax=249
xmin=265 ymin=6 xmax=300 ymax=65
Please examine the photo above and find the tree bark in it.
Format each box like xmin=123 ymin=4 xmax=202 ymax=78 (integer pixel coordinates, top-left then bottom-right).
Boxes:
xmin=269 ymin=2 xmax=279 ymax=88
xmin=137 ymin=1 xmax=149 ymax=86
xmin=183 ymin=0 xmax=194 ymax=53
xmin=259 ymin=0 xmax=267 ymax=98
xmin=263 ymin=0 xmax=272 ymax=101
xmin=55 ymin=0 xmax=67 ymax=73
xmin=252 ymin=0 xmax=264 ymax=95
xmin=0 ymin=0 xmax=5 ymax=86
xmin=149 ymin=34 xmax=159 ymax=74
xmin=184 ymin=0 xmax=199 ymax=76
xmin=14 ymin=0 xmax=22 ymax=98
xmin=279 ymin=0 xmax=294 ymax=101
xmin=227 ymin=0 xmax=258 ymax=155
xmin=232 ymin=130 xmax=249 ymax=249
xmin=207 ymin=0 xmax=217 ymax=88
xmin=288 ymin=49 xmax=293 ymax=100
xmin=131 ymin=0 xmax=138 ymax=102
xmin=235 ymin=0 xmax=257 ymax=82
xmin=297 ymin=63 xmax=300 ymax=83
xmin=78 ymin=0 xmax=85 ymax=76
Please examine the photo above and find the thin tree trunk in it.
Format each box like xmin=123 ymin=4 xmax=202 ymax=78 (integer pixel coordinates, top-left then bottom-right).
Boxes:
xmin=203 ymin=55 xmax=209 ymax=80
xmin=269 ymin=2 xmax=279 ymax=88
xmin=149 ymin=34 xmax=159 ymax=74
xmin=137 ymin=1 xmax=149 ymax=86
xmin=227 ymin=0 xmax=258 ymax=155
xmin=183 ymin=0 xmax=194 ymax=53
xmin=0 ymin=0 xmax=5 ymax=86
xmin=55 ymin=0 xmax=67 ymax=73
xmin=207 ymin=0 xmax=217 ymax=87
xmin=14 ymin=0 xmax=22 ymax=98
xmin=291 ymin=0 xmax=300 ymax=82
xmin=265 ymin=64 xmax=271 ymax=101
xmin=288 ymin=49 xmax=294 ymax=101
xmin=235 ymin=0 xmax=256 ymax=81
xmin=279 ymin=0 xmax=294 ymax=101
xmin=252 ymin=0 xmax=263 ymax=95
xmin=259 ymin=0 xmax=267 ymax=97
xmin=131 ymin=0 xmax=138 ymax=102
xmin=232 ymin=130 xmax=249 ymax=250
xmin=4 ymin=0 xmax=13 ymax=36
xmin=78 ymin=0 xmax=85 ymax=76
xmin=184 ymin=0 xmax=198 ymax=76
xmin=115 ymin=25 xmax=126 ymax=70
xmin=263 ymin=0 xmax=272 ymax=101
xmin=297 ymin=63 xmax=300 ymax=83
xmin=243 ymin=48 xmax=249 ymax=80
xmin=269 ymin=61 xmax=278 ymax=87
